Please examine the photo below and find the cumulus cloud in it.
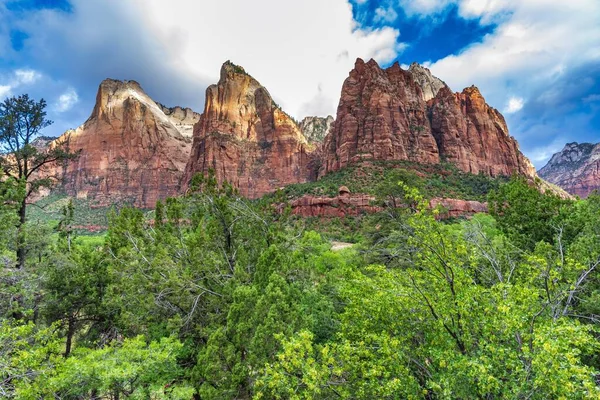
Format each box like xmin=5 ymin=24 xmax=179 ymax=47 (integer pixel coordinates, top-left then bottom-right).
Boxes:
xmin=0 ymin=85 xmax=11 ymax=98
xmin=14 ymin=69 xmax=41 ymax=85
xmin=10 ymin=0 xmax=403 ymax=123
xmin=127 ymin=0 xmax=402 ymax=118
xmin=0 ymin=68 xmax=43 ymax=98
xmin=54 ymin=88 xmax=79 ymax=112
xmin=504 ymin=96 xmax=524 ymax=114
xmin=374 ymin=6 xmax=399 ymax=23
xmin=425 ymin=0 xmax=600 ymax=166
xmin=398 ymin=0 xmax=456 ymax=16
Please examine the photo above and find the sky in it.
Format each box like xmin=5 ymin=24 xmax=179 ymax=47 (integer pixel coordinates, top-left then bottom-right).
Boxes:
xmin=0 ymin=0 xmax=599 ymax=168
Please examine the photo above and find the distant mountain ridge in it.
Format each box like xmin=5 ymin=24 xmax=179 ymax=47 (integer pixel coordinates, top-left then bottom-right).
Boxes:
xmin=538 ymin=142 xmax=600 ymax=198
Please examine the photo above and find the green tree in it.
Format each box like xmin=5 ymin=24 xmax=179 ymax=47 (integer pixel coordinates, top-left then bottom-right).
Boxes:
xmin=488 ymin=176 xmax=572 ymax=249
xmin=259 ymin=194 xmax=600 ymax=399
xmin=40 ymin=244 xmax=109 ymax=357
xmin=0 ymin=94 xmax=78 ymax=268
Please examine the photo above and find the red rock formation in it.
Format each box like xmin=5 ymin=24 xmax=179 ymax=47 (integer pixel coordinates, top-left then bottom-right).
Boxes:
xmin=430 ymin=198 xmax=488 ymax=219
xmin=321 ymin=59 xmax=439 ymax=174
xmin=538 ymin=142 xmax=600 ymax=198
xmin=290 ymin=192 xmax=380 ymax=218
xmin=44 ymin=79 xmax=198 ymax=208
xmin=183 ymin=61 xmax=315 ymax=198
xmin=287 ymin=187 xmax=487 ymax=219
xmin=429 ymin=86 xmax=535 ymax=177
xmin=321 ymin=58 xmax=536 ymax=179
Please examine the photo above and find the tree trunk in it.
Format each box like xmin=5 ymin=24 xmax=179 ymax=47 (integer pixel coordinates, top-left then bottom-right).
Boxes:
xmin=16 ymin=197 xmax=26 ymax=269
xmin=65 ymin=317 xmax=75 ymax=357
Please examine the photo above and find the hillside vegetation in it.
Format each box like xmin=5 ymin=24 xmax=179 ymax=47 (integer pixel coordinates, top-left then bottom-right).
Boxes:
xmin=2 ymin=173 xmax=600 ymax=399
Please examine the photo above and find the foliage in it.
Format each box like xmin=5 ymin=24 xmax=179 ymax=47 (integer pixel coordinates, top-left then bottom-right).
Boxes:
xmin=1 ymin=166 xmax=600 ymax=398
xmin=0 ymin=94 xmax=79 ymax=268
xmin=488 ymin=176 xmax=574 ymax=249
xmin=277 ymin=160 xmax=506 ymax=201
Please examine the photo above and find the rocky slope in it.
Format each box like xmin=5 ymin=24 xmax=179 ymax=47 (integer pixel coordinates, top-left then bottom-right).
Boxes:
xmin=320 ymin=58 xmax=536 ymax=179
xmin=183 ymin=61 xmax=315 ymax=198
xmin=299 ymin=116 xmax=334 ymax=143
xmin=538 ymin=142 xmax=600 ymax=198
xmin=45 ymin=79 xmax=199 ymax=208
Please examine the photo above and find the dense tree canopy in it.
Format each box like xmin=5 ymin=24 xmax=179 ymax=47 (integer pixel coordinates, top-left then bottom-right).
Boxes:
xmin=1 ymin=167 xmax=600 ymax=399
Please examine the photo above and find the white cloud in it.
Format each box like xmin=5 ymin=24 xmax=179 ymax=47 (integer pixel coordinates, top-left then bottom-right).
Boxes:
xmin=0 ymin=69 xmax=43 ymax=99
xmin=14 ymin=69 xmax=41 ymax=85
xmin=0 ymin=85 xmax=11 ymax=98
xmin=374 ymin=6 xmax=399 ymax=23
xmin=55 ymin=88 xmax=79 ymax=112
xmin=12 ymin=0 xmax=404 ymax=119
xmin=504 ymin=96 xmax=523 ymax=114
xmin=398 ymin=0 xmax=456 ymax=16
xmin=122 ymin=0 xmax=402 ymax=118
xmin=429 ymin=0 xmax=600 ymax=95
xmin=425 ymin=0 xmax=600 ymax=165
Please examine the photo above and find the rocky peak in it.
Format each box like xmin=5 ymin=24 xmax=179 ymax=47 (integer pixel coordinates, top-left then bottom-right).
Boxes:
xmin=183 ymin=61 xmax=314 ymax=198
xmin=320 ymin=58 xmax=441 ymax=174
xmin=538 ymin=142 xmax=600 ymax=198
xmin=321 ymin=57 xmax=536 ymax=179
xmin=158 ymin=104 xmax=201 ymax=138
xmin=92 ymin=79 xmax=147 ymax=118
xmin=40 ymin=78 xmax=200 ymax=208
xmin=546 ymin=142 xmax=596 ymax=166
xmin=90 ymin=79 xmax=198 ymax=138
xmin=299 ymin=116 xmax=334 ymax=143
xmin=408 ymin=62 xmax=448 ymax=101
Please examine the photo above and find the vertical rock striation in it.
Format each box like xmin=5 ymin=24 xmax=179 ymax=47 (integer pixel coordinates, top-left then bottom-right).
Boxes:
xmin=183 ymin=61 xmax=315 ymax=198
xmin=46 ymin=79 xmax=199 ymax=208
xmin=320 ymin=58 xmax=536 ymax=179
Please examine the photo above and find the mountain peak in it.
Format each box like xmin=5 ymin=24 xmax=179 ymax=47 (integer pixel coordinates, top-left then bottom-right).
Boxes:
xmin=91 ymin=78 xmax=158 ymax=121
xmin=184 ymin=62 xmax=314 ymax=198
xmin=539 ymin=142 xmax=600 ymax=198
xmin=408 ymin=62 xmax=447 ymax=101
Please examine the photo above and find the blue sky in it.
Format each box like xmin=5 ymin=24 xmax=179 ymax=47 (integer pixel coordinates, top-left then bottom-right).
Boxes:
xmin=1 ymin=0 xmax=599 ymax=168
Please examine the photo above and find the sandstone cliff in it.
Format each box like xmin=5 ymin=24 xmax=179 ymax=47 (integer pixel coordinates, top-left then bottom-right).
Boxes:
xmin=538 ymin=142 xmax=600 ymax=198
xmin=47 ymin=79 xmax=199 ymax=208
xmin=287 ymin=186 xmax=487 ymax=219
xmin=408 ymin=62 xmax=447 ymax=101
xmin=320 ymin=58 xmax=536 ymax=179
xmin=183 ymin=61 xmax=315 ymax=198
xmin=299 ymin=116 xmax=334 ymax=143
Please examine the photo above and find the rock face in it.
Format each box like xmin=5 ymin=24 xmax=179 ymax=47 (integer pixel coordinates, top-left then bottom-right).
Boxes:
xmin=429 ymin=198 xmax=488 ymax=219
xmin=287 ymin=187 xmax=487 ymax=219
xmin=320 ymin=58 xmax=536 ymax=179
xmin=299 ymin=116 xmax=334 ymax=143
xmin=428 ymin=85 xmax=535 ymax=177
xmin=408 ymin=62 xmax=447 ymax=101
xmin=183 ymin=61 xmax=315 ymax=198
xmin=538 ymin=142 xmax=600 ymax=198
xmin=47 ymin=79 xmax=199 ymax=208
